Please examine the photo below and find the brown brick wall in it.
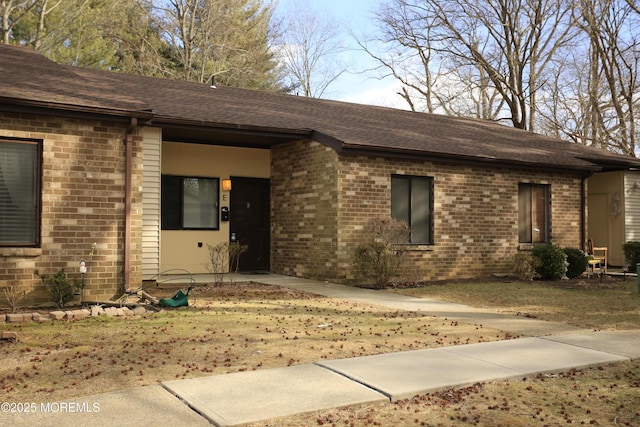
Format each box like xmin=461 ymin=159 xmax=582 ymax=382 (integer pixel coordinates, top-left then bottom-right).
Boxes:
xmin=271 ymin=140 xmax=585 ymax=283
xmin=336 ymin=155 xmax=584 ymax=282
xmin=271 ymin=140 xmax=340 ymax=280
xmin=0 ymin=112 xmax=143 ymax=306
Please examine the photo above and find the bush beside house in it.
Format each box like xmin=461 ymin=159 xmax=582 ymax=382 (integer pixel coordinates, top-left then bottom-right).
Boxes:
xmin=563 ymin=247 xmax=589 ymax=279
xmin=622 ymin=241 xmax=640 ymax=272
xmin=518 ymin=245 xmax=588 ymax=281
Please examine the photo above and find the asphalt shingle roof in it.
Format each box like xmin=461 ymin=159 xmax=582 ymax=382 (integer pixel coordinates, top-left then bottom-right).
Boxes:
xmin=2 ymin=44 xmax=639 ymax=172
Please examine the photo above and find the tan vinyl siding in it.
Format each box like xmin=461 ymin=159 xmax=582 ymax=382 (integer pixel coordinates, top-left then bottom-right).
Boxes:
xmin=142 ymin=127 xmax=161 ymax=279
xmin=624 ymin=172 xmax=640 ymax=243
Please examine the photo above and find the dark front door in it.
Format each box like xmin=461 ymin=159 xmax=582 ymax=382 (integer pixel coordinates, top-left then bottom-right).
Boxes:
xmin=230 ymin=177 xmax=270 ymax=271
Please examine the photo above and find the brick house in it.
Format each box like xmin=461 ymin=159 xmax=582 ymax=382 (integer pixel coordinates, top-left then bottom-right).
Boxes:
xmin=586 ymin=170 xmax=640 ymax=267
xmin=2 ymin=45 xmax=640 ymax=305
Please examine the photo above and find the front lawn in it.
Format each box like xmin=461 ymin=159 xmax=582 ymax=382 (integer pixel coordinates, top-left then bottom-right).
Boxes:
xmin=0 ymin=282 xmax=500 ymax=404
xmin=1 ymin=279 xmax=638 ymax=426
xmin=393 ymin=277 xmax=640 ymax=330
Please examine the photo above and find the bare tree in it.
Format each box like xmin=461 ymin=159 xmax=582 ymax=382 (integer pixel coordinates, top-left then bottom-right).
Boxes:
xmin=625 ymin=0 xmax=640 ymax=14
xmin=578 ymin=0 xmax=639 ymax=155
xmin=159 ymin=0 xmax=198 ymax=80
xmin=367 ymin=0 xmax=577 ymax=130
xmin=276 ymin=0 xmax=347 ymax=97
xmin=536 ymin=46 xmax=596 ymax=144
xmin=355 ymin=1 xmax=446 ymax=113
xmin=157 ymin=0 xmax=282 ymax=89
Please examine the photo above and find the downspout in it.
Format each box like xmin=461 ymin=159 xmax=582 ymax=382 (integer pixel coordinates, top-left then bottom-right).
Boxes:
xmin=124 ymin=117 xmax=138 ymax=292
xmin=581 ymin=172 xmax=595 ymax=252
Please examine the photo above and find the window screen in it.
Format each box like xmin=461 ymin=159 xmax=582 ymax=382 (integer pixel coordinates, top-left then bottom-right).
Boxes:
xmin=391 ymin=175 xmax=433 ymax=244
xmin=0 ymin=139 xmax=40 ymax=246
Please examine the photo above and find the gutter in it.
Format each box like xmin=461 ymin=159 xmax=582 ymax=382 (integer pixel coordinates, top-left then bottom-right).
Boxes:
xmin=337 ymin=144 xmax=603 ymax=174
xmin=123 ymin=117 xmax=138 ymax=292
xmin=0 ymin=96 xmax=154 ymax=121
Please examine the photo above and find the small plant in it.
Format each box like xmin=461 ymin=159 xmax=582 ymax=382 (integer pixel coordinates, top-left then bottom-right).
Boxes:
xmin=3 ymin=284 xmax=24 ymax=313
xmin=204 ymin=242 xmax=249 ymax=284
xmin=563 ymin=247 xmax=588 ymax=279
xmin=512 ymin=252 xmax=540 ymax=281
xmin=531 ymin=244 xmax=567 ymax=280
xmin=352 ymin=218 xmax=409 ymax=289
xmin=622 ymin=241 xmax=640 ymax=272
xmin=35 ymin=268 xmax=78 ymax=308
xmin=227 ymin=242 xmax=249 ymax=284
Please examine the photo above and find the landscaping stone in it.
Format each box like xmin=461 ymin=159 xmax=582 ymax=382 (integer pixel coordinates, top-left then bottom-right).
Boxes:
xmin=1 ymin=331 xmax=17 ymax=340
xmin=31 ymin=312 xmax=46 ymax=322
xmin=91 ymin=306 xmax=105 ymax=317
xmin=49 ymin=311 xmax=65 ymax=320
xmin=132 ymin=306 xmax=147 ymax=315
xmin=72 ymin=309 xmax=88 ymax=320
xmin=6 ymin=313 xmax=24 ymax=323
xmin=0 ymin=305 xmax=146 ymax=324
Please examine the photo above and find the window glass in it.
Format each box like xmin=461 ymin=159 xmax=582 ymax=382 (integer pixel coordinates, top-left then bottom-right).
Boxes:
xmin=161 ymin=175 xmax=219 ymax=230
xmin=391 ymin=176 xmax=409 ymax=224
xmin=391 ymin=175 xmax=433 ymax=244
xmin=411 ymin=178 xmax=431 ymax=243
xmin=161 ymin=175 xmax=181 ymax=230
xmin=0 ymin=139 xmax=40 ymax=246
xmin=183 ymin=178 xmax=218 ymax=229
xmin=518 ymin=184 xmax=550 ymax=243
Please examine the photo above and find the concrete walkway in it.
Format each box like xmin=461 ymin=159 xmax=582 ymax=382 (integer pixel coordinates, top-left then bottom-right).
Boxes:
xmin=5 ymin=274 xmax=640 ymax=426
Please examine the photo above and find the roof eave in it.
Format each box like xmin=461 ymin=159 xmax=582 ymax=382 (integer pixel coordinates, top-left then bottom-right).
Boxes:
xmin=152 ymin=116 xmax=312 ymax=138
xmin=338 ymin=144 xmax=603 ymax=174
xmin=0 ymin=97 xmax=154 ymax=121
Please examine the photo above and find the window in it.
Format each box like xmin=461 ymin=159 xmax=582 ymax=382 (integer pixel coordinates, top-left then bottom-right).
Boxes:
xmin=391 ymin=175 xmax=433 ymax=244
xmin=518 ymin=184 xmax=550 ymax=243
xmin=162 ymin=175 xmax=219 ymax=230
xmin=0 ymin=138 xmax=41 ymax=246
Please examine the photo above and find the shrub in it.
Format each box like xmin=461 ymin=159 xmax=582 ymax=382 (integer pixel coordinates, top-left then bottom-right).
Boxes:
xmin=227 ymin=242 xmax=249 ymax=284
xmin=352 ymin=218 xmax=409 ymax=288
xmin=622 ymin=241 xmax=640 ymax=272
xmin=35 ymin=268 xmax=77 ymax=308
xmin=531 ymin=244 xmax=567 ymax=280
xmin=563 ymin=247 xmax=588 ymax=279
xmin=204 ymin=242 xmax=249 ymax=284
xmin=3 ymin=284 xmax=24 ymax=313
xmin=512 ymin=252 xmax=540 ymax=281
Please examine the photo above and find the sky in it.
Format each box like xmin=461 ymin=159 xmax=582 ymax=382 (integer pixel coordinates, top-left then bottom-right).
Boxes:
xmin=275 ymin=0 xmax=407 ymax=109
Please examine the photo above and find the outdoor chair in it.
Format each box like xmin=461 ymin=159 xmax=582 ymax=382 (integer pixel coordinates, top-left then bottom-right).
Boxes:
xmin=587 ymin=238 xmax=607 ymax=274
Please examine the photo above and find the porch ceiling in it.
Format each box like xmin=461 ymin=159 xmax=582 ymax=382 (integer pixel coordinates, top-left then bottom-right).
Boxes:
xmin=160 ymin=123 xmax=309 ymax=147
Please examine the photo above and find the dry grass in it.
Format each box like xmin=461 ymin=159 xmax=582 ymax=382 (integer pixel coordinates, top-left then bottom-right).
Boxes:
xmin=0 ymin=282 xmax=501 ymax=404
xmin=392 ymin=276 xmax=640 ymax=330
xmin=252 ymin=277 xmax=640 ymax=427
xmin=1 ymin=278 xmax=639 ymax=426
xmin=273 ymin=361 xmax=640 ymax=426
